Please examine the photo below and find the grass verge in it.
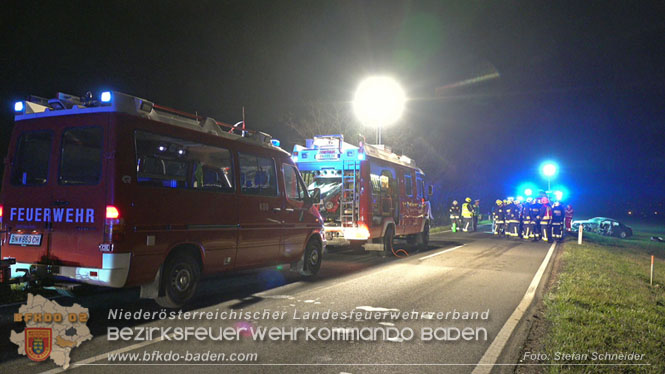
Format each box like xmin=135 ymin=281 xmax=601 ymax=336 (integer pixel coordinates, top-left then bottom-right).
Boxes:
xmin=541 ymin=230 xmax=665 ymax=373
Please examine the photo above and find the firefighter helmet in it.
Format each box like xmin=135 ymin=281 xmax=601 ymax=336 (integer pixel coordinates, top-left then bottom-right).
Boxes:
xmin=526 ymin=197 xmax=533 ymax=203
xmin=495 ymin=199 xmax=502 ymax=205
xmin=452 ymin=200 xmax=458 ymax=205
xmin=541 ymin=197 xmax=549 ymax=204
xmin=465 ymin=197 xmax=472 ymax=203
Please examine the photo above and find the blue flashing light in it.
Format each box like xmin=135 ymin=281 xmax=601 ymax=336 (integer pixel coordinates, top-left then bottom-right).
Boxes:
xmin=14 ymin=101 xmax=24 ymax=112
xmin=271 ymin=139 xmax=281 ymax=147
xmin=100 ymin=91 xmax=112 ymax=103
xmin=357 ymin=153 xmax=365 ymax=161
xmin=517 ymin=182 xmax=538 ymax=199
xmin=551 ymin=185 xmax=569 ymax=201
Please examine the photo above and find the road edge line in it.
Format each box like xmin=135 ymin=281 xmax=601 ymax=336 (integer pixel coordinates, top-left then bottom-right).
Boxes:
xmin=471 ymin=241 xmax=558 ymax=374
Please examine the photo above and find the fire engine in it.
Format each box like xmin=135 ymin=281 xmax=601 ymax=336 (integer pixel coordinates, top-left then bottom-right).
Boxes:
xmin=293 ymin=135 xmax=432 ymax=254
xmin=1 ymin=90 xmax=324 ymax=307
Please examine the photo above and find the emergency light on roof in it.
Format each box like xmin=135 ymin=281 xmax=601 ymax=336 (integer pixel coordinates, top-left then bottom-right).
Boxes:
xmin=14 ymin=101 xmax=24 ymax=112
xmin=100 ymin=91 xmax=112 ymax=103
xmin=271 ymin=139 xmax=280 ymax=147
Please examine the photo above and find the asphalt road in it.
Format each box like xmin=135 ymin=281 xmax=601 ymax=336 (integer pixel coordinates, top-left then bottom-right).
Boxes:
xmin=0 ymin=227 xmax=554 ymax=374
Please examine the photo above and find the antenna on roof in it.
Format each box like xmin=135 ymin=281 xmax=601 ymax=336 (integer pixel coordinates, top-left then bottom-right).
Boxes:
xmin=228 ymin=106 xmax=247 ymax=136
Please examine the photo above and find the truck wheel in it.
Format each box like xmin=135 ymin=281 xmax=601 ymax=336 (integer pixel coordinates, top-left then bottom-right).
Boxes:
xmin=155 ymin=253 xmax=201 ymax=308
xmin=419 ymin=222 xmax=430 ymax=249
xmin=382 ymin=226 xmax=395 ymax=256
xmin=301 ymin=239 xmax=322 ymax=277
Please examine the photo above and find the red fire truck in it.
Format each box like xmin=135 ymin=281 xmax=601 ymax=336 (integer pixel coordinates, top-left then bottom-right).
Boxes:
xmin=1 ymin=91 xmax=324 ymax=307
xmin=293 ymin=135 xmax=432 ymax=254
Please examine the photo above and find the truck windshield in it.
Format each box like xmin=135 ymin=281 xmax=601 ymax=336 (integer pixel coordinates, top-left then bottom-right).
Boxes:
xmin=11 ymin=131 xmax=52 ymax=186
xmin=307 ymin=177 xmax=342 ymax=200
xmin=307 ymin=177 xmax=342 ymax=223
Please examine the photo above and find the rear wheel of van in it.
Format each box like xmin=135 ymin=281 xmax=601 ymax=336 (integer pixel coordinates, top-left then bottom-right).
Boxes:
xmin=419 ymin=222 xmax=430 ymax=250
xmin=382 ymin=226 xmax=395 ymax=256
xmin=156 ymin=253 xmax=201 ymax=308
xmin=301 ymin=239 xmax=322 ymax=277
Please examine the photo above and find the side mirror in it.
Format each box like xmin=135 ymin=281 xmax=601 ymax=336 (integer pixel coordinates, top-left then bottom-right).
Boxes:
xmin=308 ymin=188 xmax=321 ymax=205
xmin=305 ymin=188 xmax=321 ymax=208
xmin=428 ymin=185 xmax=434 ymax=196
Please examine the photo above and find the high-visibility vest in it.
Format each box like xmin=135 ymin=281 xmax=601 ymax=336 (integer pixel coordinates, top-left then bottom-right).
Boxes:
xmin=462 ymin=203 xmax=473 ymax=218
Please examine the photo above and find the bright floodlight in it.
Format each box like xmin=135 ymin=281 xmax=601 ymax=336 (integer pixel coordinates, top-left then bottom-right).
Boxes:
xmin=542 ymin=162 xmax=557 ymax=177
xmin=352 ymin=76 xmax=406 ymax=128
xmin=554 ymin=190 xmax=563 ymax=201
xmin=524 ymin=188 xmax=533 ymax=196
xmin=14 ymin=101 xmax=24 ymax=112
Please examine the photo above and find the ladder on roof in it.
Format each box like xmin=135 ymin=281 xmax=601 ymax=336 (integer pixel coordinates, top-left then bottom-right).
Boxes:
xmin=340 ymin=160 xmax=359 ymax=227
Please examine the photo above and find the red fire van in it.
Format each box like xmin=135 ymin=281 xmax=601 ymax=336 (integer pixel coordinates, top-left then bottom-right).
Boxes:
xmin=293 ymin=135 xmax=432 ymax=255
xmin=1 ymin=91 xmax=324 ymax=307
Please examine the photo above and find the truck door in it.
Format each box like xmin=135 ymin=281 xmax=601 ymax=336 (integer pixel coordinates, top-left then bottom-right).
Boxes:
xmin=3 ymin=129 xmax=55 ymax=264
xmin=280 ymin=163 xmax=310 ymax=260
xmin=48 ymin=122 xmax=107 ymax=269
xmin=236 ymin=153 xmax=282 ymax=267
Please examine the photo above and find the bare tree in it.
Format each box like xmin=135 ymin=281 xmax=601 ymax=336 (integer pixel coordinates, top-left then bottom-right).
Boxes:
xmin=281 ymin=101 xmax=361 ymax=145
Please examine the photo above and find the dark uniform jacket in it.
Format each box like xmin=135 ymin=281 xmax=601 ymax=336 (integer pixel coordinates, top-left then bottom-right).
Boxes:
xmin=539 ymin=204 xmax=553 ymax=221
xmin=493 ymin=205 xmax=505 ymax=221
xmin=552 ymin=205 xmax=565 ymax=223
xmin=449 ymin=205 xmax=461 ymax=218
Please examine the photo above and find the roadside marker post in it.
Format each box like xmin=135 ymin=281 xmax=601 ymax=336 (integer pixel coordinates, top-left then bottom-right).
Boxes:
xmin=578 ymin=224 xmax=583 ymax=245
xmin=651 ymin=255 xmax=654 ymax=286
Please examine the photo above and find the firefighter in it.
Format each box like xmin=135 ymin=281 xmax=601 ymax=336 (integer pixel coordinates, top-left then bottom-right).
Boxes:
xmin=521 ymin=197 xmax=534 ymax=239
xmin=564 ymin=204 xmax=574 ymax=232
xmin=492 ymin=199 xmax=505 ymax=236
xmin=449 ymin=200 xmax=461 ymax=233
xmin=504 ymin=199 xmax=519 ymax=238
xmin=532 ymin=197 xmax=542 ymax=241
xmin=539 ymin=197 xmax=553 ymax=242
xmin=515 ymin=200 xmax=523 ymax=238
xmin=551 ymin=201 xmax=565 ymax=241
xmin=472 ymin=200 xmax=480 ymax=232
xmin=461 ymin=197 xmax=474 ymax=232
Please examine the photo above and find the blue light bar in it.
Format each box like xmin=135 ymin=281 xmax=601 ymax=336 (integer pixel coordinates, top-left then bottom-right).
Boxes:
xmin=271 ymin=139 xmax=281 ymax=147
xmin=14 ymin=101 xmax=24 ymax=112
xmin=100 ymin=91 xmax=112 ymax=103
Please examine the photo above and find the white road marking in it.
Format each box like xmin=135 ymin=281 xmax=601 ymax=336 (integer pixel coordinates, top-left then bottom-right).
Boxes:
xmin=471 ymin=241 xmax=558 ymax=374
xmin=418 ymin=245 xmax=465 ymax=260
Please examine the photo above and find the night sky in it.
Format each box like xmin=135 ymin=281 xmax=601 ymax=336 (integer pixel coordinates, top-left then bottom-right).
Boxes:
xmin=2 ymin=0 xmax=664 ymax=219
